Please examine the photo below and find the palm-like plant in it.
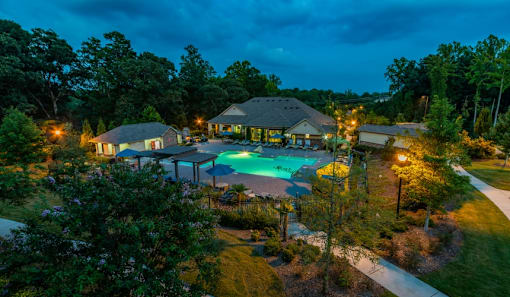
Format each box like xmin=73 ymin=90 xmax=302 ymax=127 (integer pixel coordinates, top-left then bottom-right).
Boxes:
xmin=230 ymin=184 xmax=248 ymax=208
xmin=276 ymin=200 xmax=294 ymax=241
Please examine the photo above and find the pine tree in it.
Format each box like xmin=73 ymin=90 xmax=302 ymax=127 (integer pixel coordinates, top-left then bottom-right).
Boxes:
xmin=140 ymin=105 xmax=165 ymax=124
xmin=80 ymin=119 xmax=94 ymax=148
xmin=474 ymin=107 xmax=492 ymax=137
xmin=0 ymin=108 xmax=45 ymax=165
xmin=96 ymin=118 xmax=106 ymax=135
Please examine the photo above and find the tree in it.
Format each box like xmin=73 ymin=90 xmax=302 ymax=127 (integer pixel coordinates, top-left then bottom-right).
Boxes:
xmin=491 ymin=108 xmax=510 ymax=167
xmin=474 ymin=107 xmax=492 ymax=137
xmin=0 ymin=108 xmax=44 ymax=165
xmin=488 ymin=40 xmax=510 ymax=127
xmin=79 ymin=119 xmax=94 ymax=148
xmin=276 ymin=200 xmax=293 ymax=242
xmin=28 ymin=28 xmax=78 ymax=118
xmin=229 ymin=184 xmax=248 ymax=208
xmin=0 ymin=165 xmax=37 ymax=206
xmin=393 ymin=96 xmax=469 ymax=231
xmin=224 ymin=60 xmax=269 ymax=97
xmin=96 ymin=118 xmax=106 ymax=135
xmin=140 ymin=105 xmax=165 ymax=124
xmin=0 ymin=162 xmax=218 ymax=296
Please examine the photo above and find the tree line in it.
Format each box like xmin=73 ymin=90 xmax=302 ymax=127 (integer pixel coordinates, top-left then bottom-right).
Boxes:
xmin=1 ymin=19 xmax=383 ymax=133
xmin=379 ymin=35 xmax=509 ymax=136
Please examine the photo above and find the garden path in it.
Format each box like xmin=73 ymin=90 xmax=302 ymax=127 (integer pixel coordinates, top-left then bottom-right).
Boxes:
xmin=288 ymin=222 xmax=448 ymax=297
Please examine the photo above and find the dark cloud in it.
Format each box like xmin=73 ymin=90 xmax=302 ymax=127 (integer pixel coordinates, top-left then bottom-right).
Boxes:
xmin=1 ymin=0 xmax=510 ymax=92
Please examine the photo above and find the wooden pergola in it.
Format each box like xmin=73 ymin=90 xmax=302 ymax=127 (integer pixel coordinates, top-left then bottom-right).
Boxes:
xmin=172 ymin=152 xmax=218 ymax=183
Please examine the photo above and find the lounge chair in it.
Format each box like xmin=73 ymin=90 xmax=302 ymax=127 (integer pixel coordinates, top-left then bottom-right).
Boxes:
xmin=232 ymin=140 xmax=239 ymax=145
xmin=303 ymin=144 xmax=310 ymax=150
xmin=312 ymin=144 xmax=319 ymax=151
xmin=264 ymin=142 xmax=270 ymax=147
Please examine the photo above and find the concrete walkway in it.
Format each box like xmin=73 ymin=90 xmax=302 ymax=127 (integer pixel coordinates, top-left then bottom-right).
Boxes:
xmin=455 ymin=166 xmax=510 ymax=221
xmin=0 ymin=218 xmax=24 ymax=238
xmin=288 ymin=222 xmax=448 ymax=297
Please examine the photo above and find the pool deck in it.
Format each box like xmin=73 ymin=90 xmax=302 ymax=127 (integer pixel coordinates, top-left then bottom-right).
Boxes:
xmin=157 ymin=140 xmax=333 ymax=197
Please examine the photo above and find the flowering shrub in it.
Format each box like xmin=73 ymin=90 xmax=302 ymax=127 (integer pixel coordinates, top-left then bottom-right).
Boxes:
xmin=0 ymin=162 xmax=218 ymax=296
xmin=461 ymin=130 xmax=495 ymax=159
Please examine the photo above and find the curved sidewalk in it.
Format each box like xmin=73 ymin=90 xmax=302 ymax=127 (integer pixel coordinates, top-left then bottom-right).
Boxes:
xmin=455 ymin=166 xmax=510 ymax=221
xmin=288 ymin=222 xmax=448 ymax=297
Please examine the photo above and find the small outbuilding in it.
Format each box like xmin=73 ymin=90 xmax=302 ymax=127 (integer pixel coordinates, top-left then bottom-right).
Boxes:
xmin=357 ymin=123 xmax=426 ymax=148
xmin=89 ymin=122 xmax=181 ymax=156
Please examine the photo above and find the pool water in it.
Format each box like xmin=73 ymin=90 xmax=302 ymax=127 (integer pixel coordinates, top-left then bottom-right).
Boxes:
xmin=211 ymin=151 xmax=316 ymax=179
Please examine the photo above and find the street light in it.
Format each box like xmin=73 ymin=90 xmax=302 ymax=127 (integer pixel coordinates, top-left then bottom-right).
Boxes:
xmin=351 ymin=120 xmax=356 ymax=126
xmin=396 ymin=153 xmax=407 ymax=218
xmin=54 ymin=129 xmax=62 ymax=136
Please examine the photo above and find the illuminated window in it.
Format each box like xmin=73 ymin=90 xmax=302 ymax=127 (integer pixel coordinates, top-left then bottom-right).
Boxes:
xmin=305 ymin=134 xmax=310 ymax=138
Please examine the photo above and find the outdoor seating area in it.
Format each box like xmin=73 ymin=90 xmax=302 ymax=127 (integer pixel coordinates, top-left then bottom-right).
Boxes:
xmin=224 ymin=139 xmax=321 ymax=150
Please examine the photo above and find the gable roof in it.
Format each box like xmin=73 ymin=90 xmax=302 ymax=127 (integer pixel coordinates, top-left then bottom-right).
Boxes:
xmin=208 ymin=97 xmax=335 ymax=133
xmin=90 ymin=122 xmax=179 ymax=145
xmin=358 ymin=124 xmax=426 ymax=137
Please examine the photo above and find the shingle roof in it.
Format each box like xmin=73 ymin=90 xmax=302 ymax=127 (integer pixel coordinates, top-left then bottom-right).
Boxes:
xmin=358 ymin=124 xmax=425 ymax=137
xmin=90 ymin=122 xmax=178 ymax=145
xmin=208 ymin=97 xmax=335 ymax=133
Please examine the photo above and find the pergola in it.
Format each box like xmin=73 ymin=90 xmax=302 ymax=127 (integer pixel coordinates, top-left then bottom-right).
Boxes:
xmin=116 ymin=145 xmax=218 ymax=184
xmin=172 ymin=152 xmax=218 ymax=183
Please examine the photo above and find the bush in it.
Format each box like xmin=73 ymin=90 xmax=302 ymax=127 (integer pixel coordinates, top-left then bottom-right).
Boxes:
xmin=461 ymin=131 xmax=495 ymax=159
xmin=391 ymin=220 xmax=409 ymax=233
xmin=216 ymin=207 xmax=279 ymax=230
xmin=402 ymin=243 xmax=421 ymax=270
xmin=264 ymin=226 xmax=279 ymax=239
xmin=286 ymin=243 xmax=300 ymax=254
xmin=330 ymin=257 xmax=352 ymax=288
xmin=296 ymin=238 xmax=304 ymax=246
xmin=264 ymin=238 xmax=282 ymax=256
xmin=300 ymin=244 xmax=321 ymax=265
xmin=281 ymin=248 xmax=296 ymax=263
xmin=251 ymin=230 xmax=261 ymax=242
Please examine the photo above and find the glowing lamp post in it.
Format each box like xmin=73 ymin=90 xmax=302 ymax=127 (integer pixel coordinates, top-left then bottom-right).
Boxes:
xmin=396 ymin=153 xmax=407 ymax=218
xmin=54 ymin=129 xmax=62 ymax=136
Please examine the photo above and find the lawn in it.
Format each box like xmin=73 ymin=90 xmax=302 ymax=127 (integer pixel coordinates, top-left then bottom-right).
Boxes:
xmin=464 ymin=159 xmax=510 ymax=190
xmin=0 ymin=191 xmax=62 ymax=222
xmin=421 ymin=188 xmax=510 ymax=297
xmin=184 ymin=230 xmax=285 ymax=297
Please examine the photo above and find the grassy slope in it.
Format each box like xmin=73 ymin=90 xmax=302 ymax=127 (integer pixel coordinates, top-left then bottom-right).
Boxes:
xmin=182 ymin=230 xmax=285 ymax=297
xmin=464 ymin=159 xmax=510 ymax=190
xmin=421 ymin=188 xmax=510 ymax=297
xmin=213 ymin=230 xmax=285 ymax=297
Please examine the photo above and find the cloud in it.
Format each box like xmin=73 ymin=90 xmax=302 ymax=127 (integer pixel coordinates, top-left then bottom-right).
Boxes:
xmin=1 ymin=0 xmax=510 ymax=92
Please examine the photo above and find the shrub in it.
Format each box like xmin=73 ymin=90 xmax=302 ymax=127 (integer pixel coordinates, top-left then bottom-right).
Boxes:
xmin=251 ymin=230 xmax=261 ymax=242
xmin=402 ymin=243 xmax=421 ymax=270
xmin=264 ymin=226 xmax=279 ymax=239
xmin=216 ymin=207 xmax=279 ymax=230
xmin=281 ymin=248 xmax=296 ymax=263
xmin=391 ymin=220 xmax=409 ymax=233
xmin=296 ymin=238 xmax=304 ymax=246
xmin=264 ymin=238 xmax=282 ymax=256
xmin=330 ymin=257 xmax=352 ymax=288
xmin=300 ymin=244 xmax=321 ymax=265
xmin=286 ymin=243 xmax=300 ymax=254
xmin=461 ymin=131 xmax=495 ymax=159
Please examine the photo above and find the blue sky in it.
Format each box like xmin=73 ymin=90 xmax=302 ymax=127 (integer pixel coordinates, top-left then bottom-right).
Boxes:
xmin=2 ymin=0 xmax=509 ymax=92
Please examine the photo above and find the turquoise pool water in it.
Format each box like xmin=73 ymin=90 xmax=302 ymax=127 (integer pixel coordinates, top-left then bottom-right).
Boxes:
xmin=207 ymin=151 xmax=316 ymax=179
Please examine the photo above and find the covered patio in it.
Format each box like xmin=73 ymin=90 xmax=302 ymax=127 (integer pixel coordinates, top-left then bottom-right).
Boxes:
xmin=172 ymin=152 xmax=218 ymax=183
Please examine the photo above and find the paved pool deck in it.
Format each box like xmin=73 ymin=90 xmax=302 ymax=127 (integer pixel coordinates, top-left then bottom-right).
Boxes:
xmin=146 ymin=140 xmax=334 ymax=197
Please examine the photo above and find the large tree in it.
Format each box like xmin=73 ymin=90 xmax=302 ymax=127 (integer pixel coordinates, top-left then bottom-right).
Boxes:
xmin=28 ymin=28 xmax=78 ymax=118
xmin=491 ymin=108 xmax=510 ymax=167
xmin=0 ymin=108 xmax=44 ymax=165
xmin=0 ymin=163 xmax=218 ymax=296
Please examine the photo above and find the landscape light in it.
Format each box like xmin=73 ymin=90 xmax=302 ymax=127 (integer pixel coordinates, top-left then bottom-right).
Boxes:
xmin=351 ymin=120 xmax=356 ymax=125
xmin=398 ymin=154 xmax=407 ymax=162
xmin=54 ymin=130 xmax=62 ymax=136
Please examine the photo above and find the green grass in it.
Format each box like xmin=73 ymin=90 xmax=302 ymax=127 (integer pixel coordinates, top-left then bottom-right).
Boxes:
xmin=0 ymin=191 xmax=62 ymax=222
xmin=421 ymin=188 xmax=510 ymax=297
xmin=183 ymin=230 xmax=285 ymax=297
xmin=464 ymin=159 xmax=510 ymax=190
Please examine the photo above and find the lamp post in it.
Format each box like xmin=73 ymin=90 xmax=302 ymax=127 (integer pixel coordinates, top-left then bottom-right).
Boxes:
xmin=396 ymin=153 xmax=407 ymax=218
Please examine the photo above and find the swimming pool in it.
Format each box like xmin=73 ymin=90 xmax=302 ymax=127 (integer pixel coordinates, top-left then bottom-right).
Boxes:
xmin=206 ymin=151 xmax=316 ymax=179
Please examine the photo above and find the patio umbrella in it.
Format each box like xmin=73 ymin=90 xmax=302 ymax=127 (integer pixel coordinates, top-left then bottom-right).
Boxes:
xmin=269 ymin=134 xmax=285 ymax=139
xmin=116 ymin=148 xmax=141 ymax=158
xmin=221 ymin=131 xmax=233 ymax=136
xmin=206 ymin=164 xmax=235 ymax=188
